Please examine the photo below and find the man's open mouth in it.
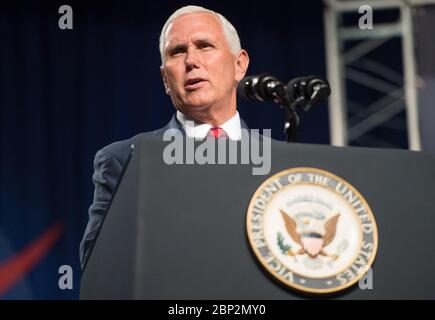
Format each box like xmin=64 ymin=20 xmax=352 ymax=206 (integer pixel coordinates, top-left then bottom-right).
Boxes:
xmin=184 ymin=78 xmax=207 ymax=90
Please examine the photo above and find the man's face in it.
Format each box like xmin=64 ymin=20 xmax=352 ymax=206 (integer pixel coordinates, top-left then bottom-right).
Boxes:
xmin=161 ymin=12 xmax=248 ymax=117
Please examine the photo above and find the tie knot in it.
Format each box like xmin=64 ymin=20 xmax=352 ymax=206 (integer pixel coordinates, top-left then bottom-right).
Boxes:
xmin=208 ymin=127 xmax=228 ymax=139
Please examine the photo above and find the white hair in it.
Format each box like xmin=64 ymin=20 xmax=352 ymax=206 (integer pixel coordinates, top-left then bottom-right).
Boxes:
xmin=159 ymin=5 xmax=242 ymax=65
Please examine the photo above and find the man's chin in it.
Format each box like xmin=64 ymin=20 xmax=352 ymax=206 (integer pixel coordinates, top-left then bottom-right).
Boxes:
xmin=182 ymin=98 xmax=215 ymax=111
xmin=180 ymin=104 xmax=213 ymax=115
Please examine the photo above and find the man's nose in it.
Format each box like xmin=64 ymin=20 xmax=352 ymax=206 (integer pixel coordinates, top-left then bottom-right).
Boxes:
xmin=185 ymin=47 xmax=200 ymax=70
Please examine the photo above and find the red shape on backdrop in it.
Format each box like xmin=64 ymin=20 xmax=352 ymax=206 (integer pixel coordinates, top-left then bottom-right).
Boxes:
xmin=0 ymin=222 xmax=63 ymax=296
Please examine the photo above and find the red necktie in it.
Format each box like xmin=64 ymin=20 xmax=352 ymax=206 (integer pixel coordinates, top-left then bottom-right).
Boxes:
xmin=208 ymin=127 xmax=228 ymax=139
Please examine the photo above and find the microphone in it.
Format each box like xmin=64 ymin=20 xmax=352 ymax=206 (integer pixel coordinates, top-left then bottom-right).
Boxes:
xmin=237 ymin=73 xmax=331 ymax=142
xmin=286 ymin=75 xmax=331 ymax=110
xmin=237 ymin=73 xmax=288 ymax=104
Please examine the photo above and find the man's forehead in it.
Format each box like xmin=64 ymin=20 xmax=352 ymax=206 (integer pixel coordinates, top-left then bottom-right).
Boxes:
xmin=165 ymin=12 xmax=224 ymax=46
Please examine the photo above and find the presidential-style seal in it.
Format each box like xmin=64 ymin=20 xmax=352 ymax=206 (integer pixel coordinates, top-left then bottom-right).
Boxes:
xmin=246 ymin=167 xmax=378 ymax=294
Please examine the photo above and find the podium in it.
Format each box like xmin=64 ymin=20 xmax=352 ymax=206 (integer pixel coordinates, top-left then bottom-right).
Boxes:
xmin=80 ymin=133 xmax=435 ymax=299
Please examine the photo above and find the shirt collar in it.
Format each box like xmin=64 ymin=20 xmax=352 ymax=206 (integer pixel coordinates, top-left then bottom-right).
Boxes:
xmin=176 ymin=110 xmax=242 ymax=141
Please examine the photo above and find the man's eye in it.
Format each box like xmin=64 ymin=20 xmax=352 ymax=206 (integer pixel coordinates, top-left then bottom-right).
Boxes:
xmin=170 ymin=48 xmax=185 ymax=56
xmin=199 ymin=43 xmax=212 ymax=49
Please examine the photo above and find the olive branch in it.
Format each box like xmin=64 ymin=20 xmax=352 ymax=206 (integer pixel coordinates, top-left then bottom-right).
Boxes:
xmin=277 ymin=232 xmax=292 ymax=255
xmin=277 ymin=232 xmax=298 ymax=263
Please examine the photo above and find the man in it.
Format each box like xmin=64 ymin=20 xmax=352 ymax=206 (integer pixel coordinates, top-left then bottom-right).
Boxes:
xmin=79 ymin=5 xmax=250 ymax=268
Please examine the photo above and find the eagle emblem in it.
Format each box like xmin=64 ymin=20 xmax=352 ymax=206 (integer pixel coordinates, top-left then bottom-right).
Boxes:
xmin=280 ymin=209 xmax=340 ymax=260
xmin=246 ymin=167 xmax=378 ymax=293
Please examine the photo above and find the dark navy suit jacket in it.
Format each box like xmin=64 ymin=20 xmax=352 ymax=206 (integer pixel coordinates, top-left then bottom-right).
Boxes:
xmin=80 ymin=115 xmax=249 ymax=268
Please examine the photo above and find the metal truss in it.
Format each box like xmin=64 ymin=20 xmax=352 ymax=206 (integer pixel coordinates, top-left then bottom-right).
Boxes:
xmin=323 ymin=0 xmax=435 ymax=150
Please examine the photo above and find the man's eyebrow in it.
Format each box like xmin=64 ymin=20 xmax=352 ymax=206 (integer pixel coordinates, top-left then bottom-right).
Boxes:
xmin=167 ymin=43 xmax=187 ymax=53
xmin=194 ymin=38 xmax=215 ymax=45
xmin=166 ymin=38 xmax=216 ymax=54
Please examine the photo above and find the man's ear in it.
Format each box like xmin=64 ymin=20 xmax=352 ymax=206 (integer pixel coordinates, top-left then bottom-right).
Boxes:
xmin=160 ymin=66 xmax=171 ymax=95
xmin=234 ymin=50 xmax=250 ymax=82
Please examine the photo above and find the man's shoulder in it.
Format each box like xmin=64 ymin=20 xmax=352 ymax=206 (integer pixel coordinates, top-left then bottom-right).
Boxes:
xmin=96 ymin=116 xmax=181 ymax=165
xmin=98 ymin=129 xmax=163 ymax=166
xmin=98 ymin=136 xmax=134 ymax=164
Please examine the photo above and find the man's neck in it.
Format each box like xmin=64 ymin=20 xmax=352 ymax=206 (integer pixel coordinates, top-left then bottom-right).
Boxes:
xmin=179 ymin=109 xmax=237 ymax=127
xmin=176 ymin=110 xmax=242 ymax=141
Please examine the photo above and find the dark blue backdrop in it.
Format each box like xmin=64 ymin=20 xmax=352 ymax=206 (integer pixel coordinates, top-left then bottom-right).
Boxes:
xmin=0 ymin=0 xmax=337 ymax=299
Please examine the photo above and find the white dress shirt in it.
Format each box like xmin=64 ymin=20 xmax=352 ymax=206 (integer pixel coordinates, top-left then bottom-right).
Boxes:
xmin=176 ymin=111 xmax=242 ymax=141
